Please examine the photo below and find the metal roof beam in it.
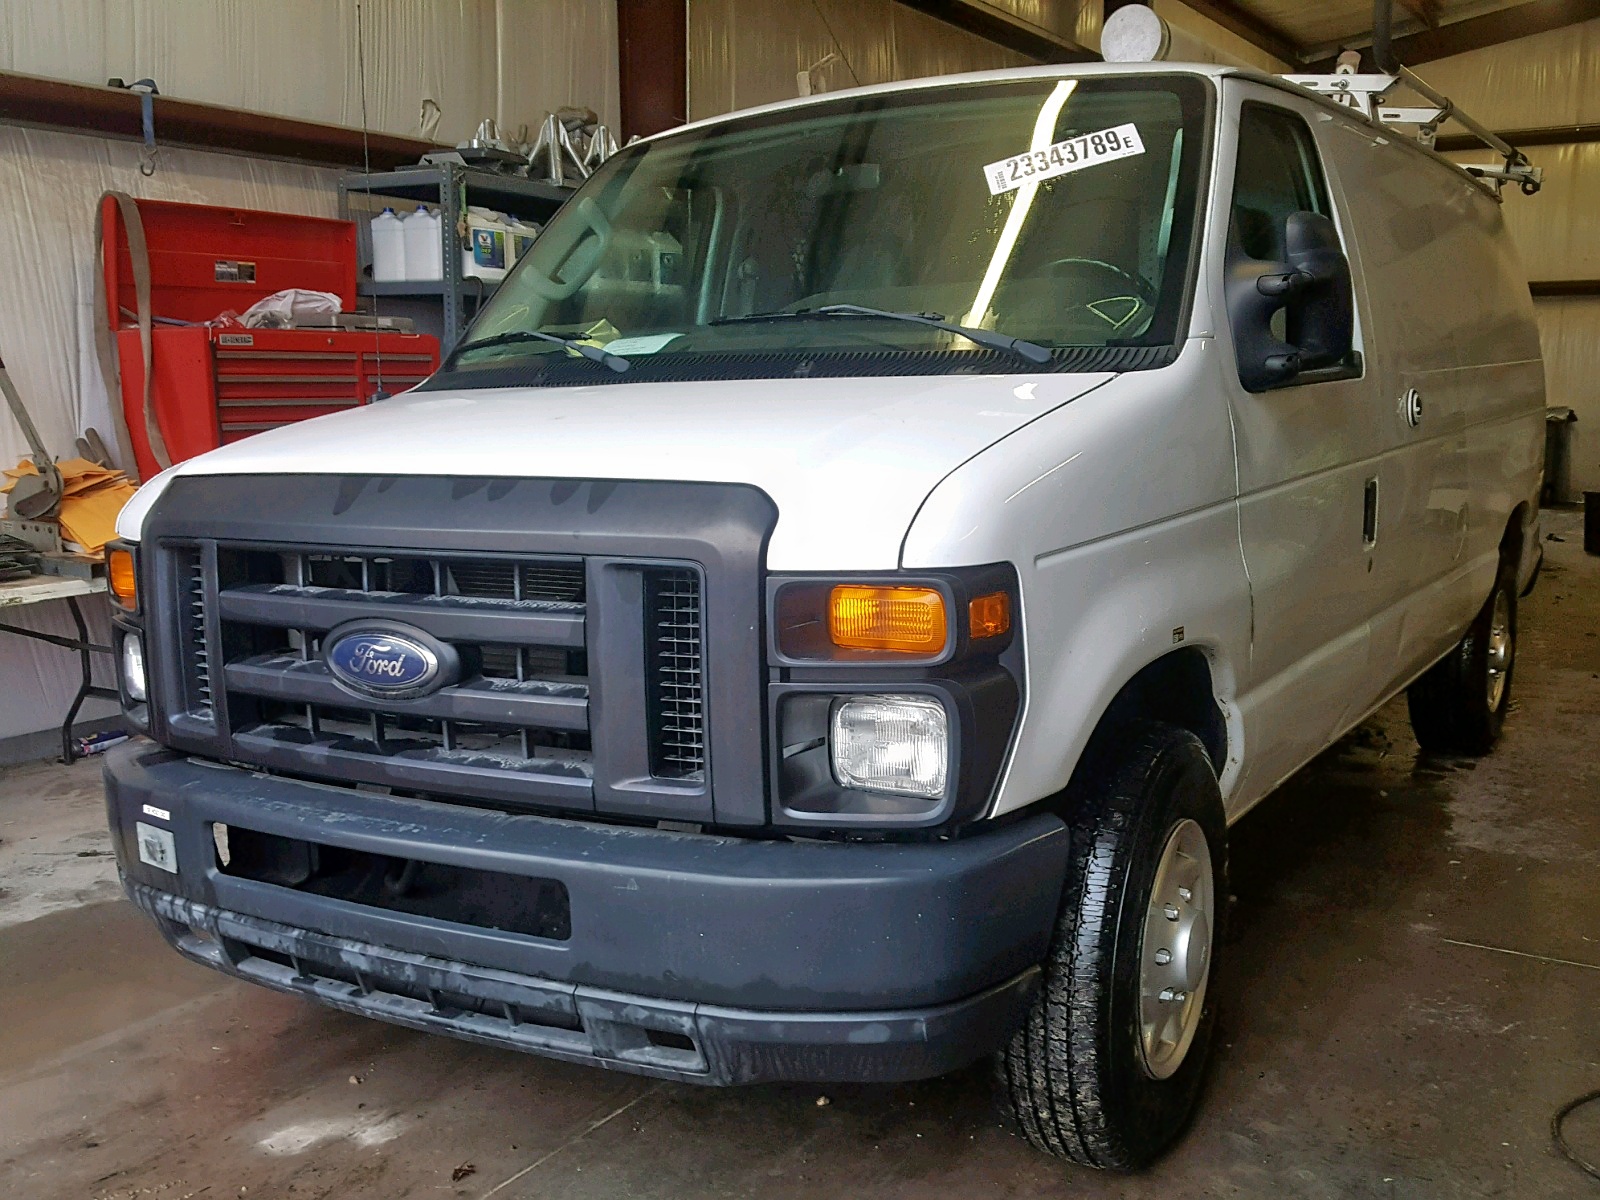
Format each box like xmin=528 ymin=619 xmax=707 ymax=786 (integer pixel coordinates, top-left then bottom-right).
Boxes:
xmin=1530 ymin=279 xmax=1600 ymax=296
xmin=0 ymin=70 xmax=437 ymax=169
xmin=1435 ymin=121 xmax=1600 ymax=150
xmin=1397 ymin=0 xmax=1443 ymax=28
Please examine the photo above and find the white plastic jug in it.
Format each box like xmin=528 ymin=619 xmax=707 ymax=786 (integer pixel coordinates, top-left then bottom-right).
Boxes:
xmin=370 ymin=208 xmax=405 ymax=283
xmin=402 ymin=207 xmax=443 ymax=282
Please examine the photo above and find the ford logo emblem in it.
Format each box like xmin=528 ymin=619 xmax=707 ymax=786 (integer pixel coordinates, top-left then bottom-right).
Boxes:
xmin=324 ymin=624 xmax=453 ymax=699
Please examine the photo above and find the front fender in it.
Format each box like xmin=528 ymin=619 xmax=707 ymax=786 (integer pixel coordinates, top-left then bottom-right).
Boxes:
xmin=901 ymin=339 xmax=1253 ymax=817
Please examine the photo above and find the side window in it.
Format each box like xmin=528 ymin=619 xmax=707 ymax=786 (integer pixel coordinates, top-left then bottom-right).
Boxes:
xmin=1230 ymin=105 xmax=1332 ymax=262
xmin=1224 ymin=102 xmax=1358 ymax=391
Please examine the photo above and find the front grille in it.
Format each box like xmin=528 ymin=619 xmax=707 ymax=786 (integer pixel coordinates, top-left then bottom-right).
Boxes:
xmin=209 ymin=547 xmax=594 ymax=809
xmin=140 ymin=476 xmax=775 ymax=827
xmin=645 ymin=568 xmax=705 ymax=780
xmin=159 ymin=541 xmax=710 ymax=816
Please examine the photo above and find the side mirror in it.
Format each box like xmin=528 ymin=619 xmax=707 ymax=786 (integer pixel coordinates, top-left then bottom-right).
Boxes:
xmin=1226 ymin=210 xmax=1355 ymax=392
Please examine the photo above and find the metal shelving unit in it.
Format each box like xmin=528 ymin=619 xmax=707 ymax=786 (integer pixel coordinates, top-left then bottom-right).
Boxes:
xmin=339 ymin=164 xmax=575 ymax=353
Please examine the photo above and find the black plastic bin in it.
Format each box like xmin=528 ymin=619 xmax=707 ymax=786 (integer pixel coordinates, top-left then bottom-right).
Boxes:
xmin=1545 ymin=408 xmax=1578 ymax=505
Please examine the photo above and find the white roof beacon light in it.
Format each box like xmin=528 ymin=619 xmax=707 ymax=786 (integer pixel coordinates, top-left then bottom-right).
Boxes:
xmin=1101 ymin=5 xmax=1171 ymax=64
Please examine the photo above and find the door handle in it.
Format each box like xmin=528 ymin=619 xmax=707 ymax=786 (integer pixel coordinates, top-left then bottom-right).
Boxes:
xmin=1363 ymin=477 xmax=1379 ymax=547
xmin=1402 ymin=387 xmax=1423 ymax=428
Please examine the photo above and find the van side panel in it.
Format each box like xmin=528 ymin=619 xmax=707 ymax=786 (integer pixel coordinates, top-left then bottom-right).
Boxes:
xmin=1317 ymin=118 xmax=1544 ymax=688
xmin=901 ymin=338 xmax=1251 ymax=817
xmin=1460 ymin=204 xmax=1545 ymax=583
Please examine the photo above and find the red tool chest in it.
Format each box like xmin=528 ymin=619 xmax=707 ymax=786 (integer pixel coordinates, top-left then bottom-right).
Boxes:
xmin=99 ymin=195 xmax=439 ymax=481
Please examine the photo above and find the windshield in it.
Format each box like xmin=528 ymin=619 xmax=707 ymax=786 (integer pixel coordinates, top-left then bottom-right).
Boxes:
xmin=436 ymin=74 xmax=1210 ymax=388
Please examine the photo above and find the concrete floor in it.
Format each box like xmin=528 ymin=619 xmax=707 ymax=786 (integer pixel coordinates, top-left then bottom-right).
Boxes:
xmin=3 ymin=513 xmax=1598 ymax=1199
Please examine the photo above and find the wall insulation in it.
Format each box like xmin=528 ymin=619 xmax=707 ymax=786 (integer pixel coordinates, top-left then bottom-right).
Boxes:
xmin=0 ymin=0 xmax=621 ymax=145
xmin=0 ymin=127 xmax=340 ymax=750
xmin=683 ymin=0 xmax=1283 ymax=121
xmin=1153 ymin=1 xmax=1288 ymax=72
xmin=1418 ymin=17 xmax=1600 ymax=495
xmin=0 ymin=0 xmax=621 ymax=752
xmin=687 ymin=0 xmax=1034 ymax=120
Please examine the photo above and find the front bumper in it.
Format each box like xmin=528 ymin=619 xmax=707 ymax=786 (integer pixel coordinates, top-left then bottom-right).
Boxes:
xmin=106 ymin=742 xmax=1069 ymax=1084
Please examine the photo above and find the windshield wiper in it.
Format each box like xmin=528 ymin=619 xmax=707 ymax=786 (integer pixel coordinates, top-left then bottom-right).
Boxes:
xmin=449 ymin=329 xmax=631 ymax=373
xmin=712 ymin=304 xmax=1053 ymax=365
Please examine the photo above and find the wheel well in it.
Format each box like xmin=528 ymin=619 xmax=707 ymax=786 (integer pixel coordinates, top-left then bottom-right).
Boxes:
xmin=1083 ymin=648 xmax=1228 ymax=776
xmin=1501 ymin=503 xmax=1528 ymax=570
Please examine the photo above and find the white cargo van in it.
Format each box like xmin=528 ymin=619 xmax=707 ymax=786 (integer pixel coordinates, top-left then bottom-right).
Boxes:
xmin=104 ymin=63 xmax=1543 ymax=1169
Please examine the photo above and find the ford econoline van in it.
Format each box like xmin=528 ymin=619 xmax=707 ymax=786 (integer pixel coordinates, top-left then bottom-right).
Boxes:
xmin=104 ymin=62 xmax=1543 ymax=1169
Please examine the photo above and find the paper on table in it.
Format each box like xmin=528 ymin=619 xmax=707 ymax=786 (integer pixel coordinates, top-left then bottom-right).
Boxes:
xmin=4 ymin=454 xmax=138 ymax=548
xmin=56 ymin=481 xmax=139 ymax=554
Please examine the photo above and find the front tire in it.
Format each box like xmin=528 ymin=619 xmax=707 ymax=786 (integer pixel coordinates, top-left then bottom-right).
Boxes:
xmin=1407 ymin=570 xmax=1516 ymax=756
xmin=998 ymin=722 xmax=1226 ymax=1170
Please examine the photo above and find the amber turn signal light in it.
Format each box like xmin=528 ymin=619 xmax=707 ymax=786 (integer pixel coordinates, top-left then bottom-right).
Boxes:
xmin=108 ymin=548 xmax=138 ymax=609
xmin=969 ymin=591 xmax=1011 ymax=639
xmin=829 ymin=585 xmax=948 ymax=654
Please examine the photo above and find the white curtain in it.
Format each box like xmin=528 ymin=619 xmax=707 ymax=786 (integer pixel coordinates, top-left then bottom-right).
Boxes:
xmin=0 ymin=127 xmax=340 ymax=469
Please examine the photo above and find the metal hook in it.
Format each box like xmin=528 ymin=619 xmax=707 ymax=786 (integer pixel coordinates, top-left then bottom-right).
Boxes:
xmin=130 ymin=78 xmax=160 ymax=177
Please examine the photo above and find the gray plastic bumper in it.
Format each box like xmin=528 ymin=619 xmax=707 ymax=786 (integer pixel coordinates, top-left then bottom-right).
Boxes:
xmin=105 ymin=743 xmax=1069 ymax=1084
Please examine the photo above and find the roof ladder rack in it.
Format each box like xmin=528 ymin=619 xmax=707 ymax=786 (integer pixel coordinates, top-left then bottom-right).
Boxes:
xmin=1280 ymin=0 xmax=1542 ymax=197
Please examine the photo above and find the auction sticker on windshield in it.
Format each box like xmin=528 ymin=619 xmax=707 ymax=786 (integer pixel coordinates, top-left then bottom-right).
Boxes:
xmin=984 ymin=123 xmax=1145 ymax=195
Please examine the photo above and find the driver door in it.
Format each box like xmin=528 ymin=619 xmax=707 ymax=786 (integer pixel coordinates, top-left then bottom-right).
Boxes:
xmin=1220 ymin=85 xmax=1396 ymax=810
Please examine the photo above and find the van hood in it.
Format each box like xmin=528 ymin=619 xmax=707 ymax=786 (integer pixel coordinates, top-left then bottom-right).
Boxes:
xmin=117 ymin=373 xmax=1114 ymax=570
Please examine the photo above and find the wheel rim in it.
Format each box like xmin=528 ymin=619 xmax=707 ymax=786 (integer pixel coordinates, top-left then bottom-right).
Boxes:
xmin=1486 ymin=590 xmax=1512 ymax=712
xmin=1138 ymin=818 xmax=1215 ymax=1081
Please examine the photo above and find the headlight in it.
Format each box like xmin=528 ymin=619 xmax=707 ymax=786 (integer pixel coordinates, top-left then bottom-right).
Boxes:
xmin=122 ymin=633 xmax=147 ymax=702
xmin=830 ymin=693 xmax=949 ymax=798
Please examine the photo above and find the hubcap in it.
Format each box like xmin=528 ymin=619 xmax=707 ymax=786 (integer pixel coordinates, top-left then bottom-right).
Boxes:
xmin=1486 ymin=590 xmax=1512 ymax=712
xmin=1138 ymin=818 xmax=1215 ymax=1080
